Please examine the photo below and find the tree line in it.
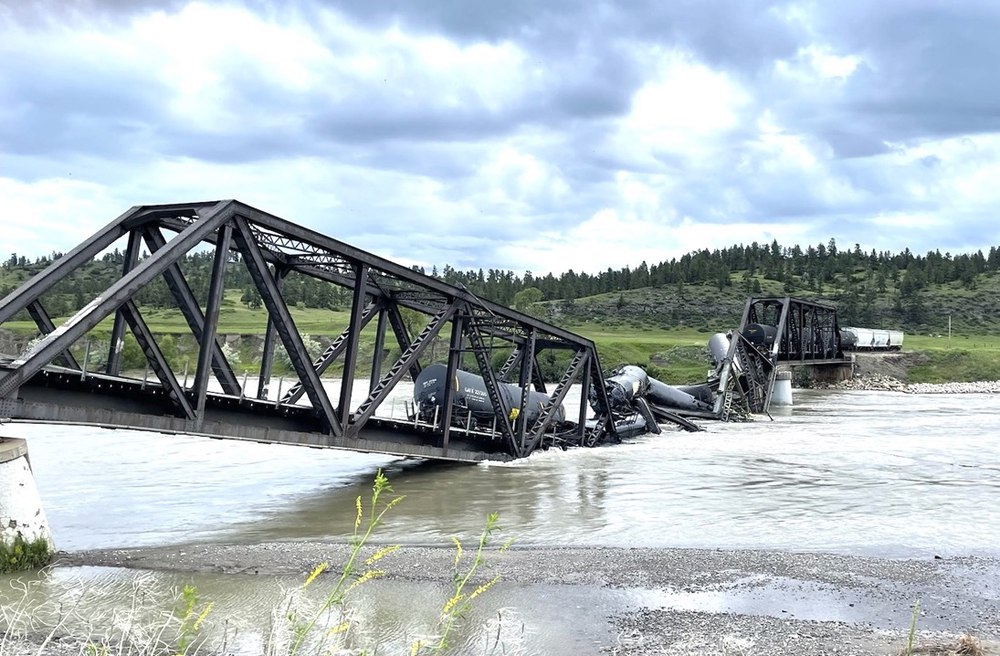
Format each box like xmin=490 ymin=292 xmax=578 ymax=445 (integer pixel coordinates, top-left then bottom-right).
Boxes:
xmin=3 ymin=238 xmax=999 ymax=329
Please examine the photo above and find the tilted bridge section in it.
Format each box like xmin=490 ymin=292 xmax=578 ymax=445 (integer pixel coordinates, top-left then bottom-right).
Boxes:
xmin=713 ymin=296 xmax=854 ymax=420
xmin=0 ymin=200 xmax=620 ymax=463
xmin=0 ymin=202 xmax=861 ymax=460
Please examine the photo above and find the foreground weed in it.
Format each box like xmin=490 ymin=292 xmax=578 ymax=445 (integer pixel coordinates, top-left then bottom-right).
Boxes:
xmin=282 ymin=468 xmax=404 ymax=656
xmin=904 ymin=599 xmax=920 ymax=656
xmin=174 ymin=584 xmax=213 ymax=654
xmin=411 ymin=511 xmax=513 ymax=654
xmin=0 ymin=534 xmax=52 ymax=573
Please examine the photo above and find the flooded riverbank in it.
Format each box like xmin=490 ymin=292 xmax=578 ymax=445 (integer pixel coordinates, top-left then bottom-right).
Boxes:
xmin=2 ymin=389 xmax=999 ymax=654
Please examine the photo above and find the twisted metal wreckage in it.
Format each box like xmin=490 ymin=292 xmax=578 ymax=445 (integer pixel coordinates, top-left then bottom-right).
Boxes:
xmin=0 ymin=201 xmax=850 ymax=462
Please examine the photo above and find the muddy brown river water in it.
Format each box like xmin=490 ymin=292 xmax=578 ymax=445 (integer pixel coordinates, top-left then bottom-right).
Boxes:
xmin=2 ymin=388 xmax=999 ymax=654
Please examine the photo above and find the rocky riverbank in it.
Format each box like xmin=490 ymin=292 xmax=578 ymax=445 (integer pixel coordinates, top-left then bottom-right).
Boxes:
xmin=826 ymin=374 xmax=1000 ymax=394
xmin=809 ymin=352 xmax=1000 ymax=393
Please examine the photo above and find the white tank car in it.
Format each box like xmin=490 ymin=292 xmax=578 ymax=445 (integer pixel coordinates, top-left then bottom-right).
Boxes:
xmin=842 ymin=326 xmax=905 ymax=351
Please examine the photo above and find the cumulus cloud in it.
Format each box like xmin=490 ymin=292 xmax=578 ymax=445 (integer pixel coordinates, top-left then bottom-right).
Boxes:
xmin=2 ymin=0 xmax=1000 ymax=276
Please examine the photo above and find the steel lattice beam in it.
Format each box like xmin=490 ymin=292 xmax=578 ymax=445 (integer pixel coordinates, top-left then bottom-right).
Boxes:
xmin=0 ymin=199 xmax=621 ymax=462
xmin=0 ymin=201 xmax=234 ymax=400
xmin=105 ymin=229 xmax=142 ymax=376
xmin=193 ymin=224 xmax=232 ymax=424
xmin=232 ymin=215 xmax=341 ymax=436
xmin=337 ymin=263 xmax=369 ymax=433
xmin=143 ymin=226 xmax=241 ymax=395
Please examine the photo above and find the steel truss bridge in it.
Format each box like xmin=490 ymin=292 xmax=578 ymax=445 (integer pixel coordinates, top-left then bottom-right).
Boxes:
xmin=0 ymin=200 xmax=618 ymax=463
xmin=714 ymin=296 xmax=852 ymax=420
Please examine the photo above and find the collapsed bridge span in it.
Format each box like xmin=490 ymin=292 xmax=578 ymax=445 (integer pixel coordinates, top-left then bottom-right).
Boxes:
xmin=0 ymin=200 xmax=626 ymax=462
xmin=0 ymin=202 xmax=869 ymax=461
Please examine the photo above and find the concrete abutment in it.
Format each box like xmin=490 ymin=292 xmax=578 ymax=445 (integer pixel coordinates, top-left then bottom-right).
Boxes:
xmin=0 ymin=436 xmax=54 ymax=570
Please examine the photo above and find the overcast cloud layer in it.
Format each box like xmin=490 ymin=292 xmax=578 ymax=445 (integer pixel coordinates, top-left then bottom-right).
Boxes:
xmin=3 ymin=0 xmax=1000 ymax=274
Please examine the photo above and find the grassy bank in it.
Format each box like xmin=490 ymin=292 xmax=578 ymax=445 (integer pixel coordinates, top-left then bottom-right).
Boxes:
xmin=902 ymin=334 xmax=1000 ymax=383
xmin=568 ymin=323 xmax=714 ymax=384
xmin=5 ymin=295 xmax=1000 ymax=384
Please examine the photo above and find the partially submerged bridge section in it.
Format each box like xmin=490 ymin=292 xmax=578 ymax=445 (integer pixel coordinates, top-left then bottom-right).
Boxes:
xmin=0 ymin=200 xmax=617 ymax=462
xmin=711 ymin=296 xmax=854 ymax=419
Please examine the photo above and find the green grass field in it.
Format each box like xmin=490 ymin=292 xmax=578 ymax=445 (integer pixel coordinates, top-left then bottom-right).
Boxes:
xmin=6 ymin=290 xmax=1000 ymax=384
xmin=902 ymin=333 xmax=1000 ymax=383
xmin=568 ymin=323 xmax=715 ymax=383
xmin=4 ymin=290 xmax=355 ymax=337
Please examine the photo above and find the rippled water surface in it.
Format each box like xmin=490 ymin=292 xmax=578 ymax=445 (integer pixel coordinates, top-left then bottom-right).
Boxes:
xmin=4 ymin=389 xmax=1000 ymax=557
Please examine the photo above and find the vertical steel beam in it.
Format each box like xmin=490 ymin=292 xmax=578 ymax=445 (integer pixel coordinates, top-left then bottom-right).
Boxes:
xmin=142 ymin=226 xmax=241 ymax=395
xmin=369 ymin=307 xmax=388 ymax=394
xmin=588 ymin=348 xmax=617 ymax=441
xmin=516 ymin=329 xmax=536 ymax=452
xmin=106 ymin=229 xmax=142 ymax=376
xmin=463 ymin=311 xmax=518 ymax=454
xmin=25 ymin=301 xmax=80 ymax=370
xmin=257 ymin=266 xmax=288 ymax=399
xmin=772 ymin=297 xmax=791 ymax=360
xmin=576 ymin=352 xmax=591 ymax=442
xmin=192 ymin=223 xmax=232 ymax=423
xmin=338 ymin=263 xmax=369 ymax=432
xmin=232 ymin=215 xmax=341 ymax=437
xmin=440 ymin=314 xmax=465 ymax=450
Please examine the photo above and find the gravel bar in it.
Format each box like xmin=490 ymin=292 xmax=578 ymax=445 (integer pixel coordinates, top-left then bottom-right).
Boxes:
xmin=56 ymin=542 xmax=1000 ymax=655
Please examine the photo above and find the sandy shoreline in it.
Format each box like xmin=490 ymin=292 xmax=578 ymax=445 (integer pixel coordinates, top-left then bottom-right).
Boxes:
xmin=48 ymin=542 xmax=1000 ymax=655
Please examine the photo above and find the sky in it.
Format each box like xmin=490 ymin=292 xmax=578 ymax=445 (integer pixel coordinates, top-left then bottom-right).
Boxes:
xmin=3 ymin=0 xmax=1000 ymax=276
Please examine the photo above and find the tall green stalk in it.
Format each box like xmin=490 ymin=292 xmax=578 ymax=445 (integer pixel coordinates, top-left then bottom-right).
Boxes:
xmin=287 ymin=469 xmax=404 ymax=656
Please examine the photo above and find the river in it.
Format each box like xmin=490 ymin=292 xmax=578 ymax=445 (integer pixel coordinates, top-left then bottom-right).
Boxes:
xmin=6 ymin=388 xmax=1000 ymax=557
xmin=2 ymin=388 xmax=999 ymax=654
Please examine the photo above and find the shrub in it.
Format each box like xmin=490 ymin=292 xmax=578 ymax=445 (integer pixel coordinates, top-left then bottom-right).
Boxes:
xmin=0 ymin=534 xmax=52 ymax=573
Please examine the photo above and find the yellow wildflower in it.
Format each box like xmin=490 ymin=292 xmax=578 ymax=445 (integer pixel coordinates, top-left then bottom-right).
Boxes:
xmin=303 ymin=562 xmax=329 ymax=588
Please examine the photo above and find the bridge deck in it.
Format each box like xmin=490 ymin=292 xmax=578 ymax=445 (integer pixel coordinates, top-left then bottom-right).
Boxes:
xmin=0 ymin=366 xmax=514 ymax=463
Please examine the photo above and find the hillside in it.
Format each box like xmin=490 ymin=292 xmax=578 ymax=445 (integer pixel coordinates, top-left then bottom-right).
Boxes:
xmin=3 ymin=242 xmax=1000 ymax=385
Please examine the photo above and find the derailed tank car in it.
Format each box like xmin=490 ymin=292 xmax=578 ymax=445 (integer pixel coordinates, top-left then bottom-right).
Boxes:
xmin=413 ymin=363 xmax=565 ymax=430
xmin=741 ymin=323 xmax=778 ymax=350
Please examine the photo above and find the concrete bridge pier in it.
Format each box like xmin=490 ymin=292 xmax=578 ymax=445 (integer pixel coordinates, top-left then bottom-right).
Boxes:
xmin=770 ymin=371 xmax=793 ymax=406
xmin=0 ymin=436 xmax=54 ymax=570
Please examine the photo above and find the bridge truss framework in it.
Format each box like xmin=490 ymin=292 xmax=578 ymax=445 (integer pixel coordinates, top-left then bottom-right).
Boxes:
xmin=0 ymin=200 xmax=617 ymax=462
xmin=714 ymin=296 xmax=851 ymax=419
